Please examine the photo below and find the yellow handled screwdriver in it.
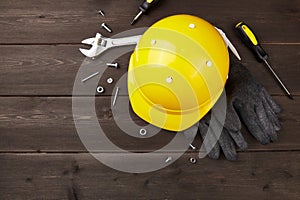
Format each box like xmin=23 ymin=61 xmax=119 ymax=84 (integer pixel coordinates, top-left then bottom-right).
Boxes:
xmin=235 ymin=22 xmax=293 ymax=100
xmin=131 ymin=0 xmax=159 ymax=25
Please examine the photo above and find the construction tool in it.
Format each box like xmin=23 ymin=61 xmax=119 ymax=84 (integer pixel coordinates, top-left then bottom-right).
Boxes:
xmin=79 ymin=33 xmax=141 ymax=58
xmin=130 ymin=0 xmax=159 ymax=25
xmin=235 ymin=22 xmax=293 ymax=99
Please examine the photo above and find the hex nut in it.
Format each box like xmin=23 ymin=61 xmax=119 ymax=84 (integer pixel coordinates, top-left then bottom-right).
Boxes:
xmin=107 ymin=78 xmax=113 ymax=84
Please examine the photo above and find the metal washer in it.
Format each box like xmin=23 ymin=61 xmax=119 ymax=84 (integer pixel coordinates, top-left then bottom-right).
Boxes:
xmin=139 ymin=128 xmax=147 ymax=136
xmin=189 ymin=157 xmax=197 ymax=164
xmin=97 ymin=86 xmax=105 ymax=93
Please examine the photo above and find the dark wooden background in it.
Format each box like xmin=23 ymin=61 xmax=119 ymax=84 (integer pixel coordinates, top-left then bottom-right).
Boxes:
xmin=0 ymin=0 xmax=299 ymax=199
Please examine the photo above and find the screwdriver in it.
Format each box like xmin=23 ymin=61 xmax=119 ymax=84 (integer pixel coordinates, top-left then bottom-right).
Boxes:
xmin=130 ymin=0 xmax=159 ymax=25
xmin=235 ymin=22 xmax=293 ymax=100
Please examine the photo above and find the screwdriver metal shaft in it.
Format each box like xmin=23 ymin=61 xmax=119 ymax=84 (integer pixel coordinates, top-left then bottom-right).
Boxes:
xmin=130 ymin=0 xmax=159 ymax=25
xmin=235 ymin=22 xmax=293 ymax=100
xmin=263 ymin=60 xmax=294 ymax=99
xmin=131 ymin=11 xmax=143 ymax=25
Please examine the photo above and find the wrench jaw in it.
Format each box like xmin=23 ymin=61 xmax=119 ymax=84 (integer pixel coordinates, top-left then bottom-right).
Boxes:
xmin=79 ymin=33 xmax=106 ymax=58
xmin=79 ymin=33 xmax=142 ymax=58
xmin=81 ymin=37 xmax=96 ymax=45
xmin=79 ymin=48 xmax=97 ymax=58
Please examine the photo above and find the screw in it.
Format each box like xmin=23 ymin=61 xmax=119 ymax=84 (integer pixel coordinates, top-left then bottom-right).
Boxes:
xmin=98 ymin=10 xmax=105 ymax=16
xmin=101 ymin=23 xmax=112 ymax=33
xmin=165 ymin=156 xmax=172 ymax=163
xmin=189 ymin=144 xmax=196 ymax=150
xmin=106 ymin=63 xmax=118 ymax=68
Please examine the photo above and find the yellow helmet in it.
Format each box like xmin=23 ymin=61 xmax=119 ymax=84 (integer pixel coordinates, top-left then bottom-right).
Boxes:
xmin=128 ymin=15 xmax=229 ymax=131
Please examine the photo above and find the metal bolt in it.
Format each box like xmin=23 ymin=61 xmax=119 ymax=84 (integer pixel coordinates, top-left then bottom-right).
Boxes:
xmin=96 ymin=86 xmax=105 ymax=94
xmin=165 ymin=156 xmax=172 ymax=163
xmin=101 ymin=23 xmax=112 ymax=33
xmin=98 ymin=10 xmax=105 ymax=16
xmin=106 ymin=63 xmax=118 ymax=68
xmin=107 ymin=77 xmax=113 ymax=84
xmin=189 ymin=144 xmax=196 ymax=150
xmin=189 ymin=157 xmax=197 ymax=164
xmin=139 ymin=128 xmax=147 ymax=136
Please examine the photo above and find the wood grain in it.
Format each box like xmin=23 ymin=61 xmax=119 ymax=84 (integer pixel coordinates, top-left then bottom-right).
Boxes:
xmin=0 ymin=0 xmax=299 ymax=199
xmin=0 ymin=0 xmax=299 ymax=44
xmin=0 ymin=44 xmax=299 ymax=96
xmin=0 ymin=96 xmax=298 ymax=152
xmin=0 ymin=152 xmax=299 ymax=200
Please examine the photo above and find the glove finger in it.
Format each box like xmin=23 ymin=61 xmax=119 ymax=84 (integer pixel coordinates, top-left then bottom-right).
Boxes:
xmin=233 ymin=100 xmax=271 ymax=144
xmin=198 ymin=122 xmax=220 ymax=159
xmin=228 ymin=130 xmax=248 ymax=151
xmin=216 ymin=100 xmax=241 ymax=132
xmin=255 ymin=101 xmax=278 ymax=142
xmin=262 ymin=96 xmax=281 ymax=131
xmin=213 ymin=114 xmax=247 ymax=151
xmin=262 ymin=88 xmax=281 ymax=114
xmin=218 ymin=129 xmax=237 ymax=161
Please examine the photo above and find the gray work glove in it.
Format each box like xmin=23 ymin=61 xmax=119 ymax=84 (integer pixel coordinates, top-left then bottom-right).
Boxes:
xmin=199 ymin=59 xmax=281 ymax=160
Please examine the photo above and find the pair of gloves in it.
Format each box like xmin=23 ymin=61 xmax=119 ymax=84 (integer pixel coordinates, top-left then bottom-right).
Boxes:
xmin=198 ymin=59 xmax=281 ymax=160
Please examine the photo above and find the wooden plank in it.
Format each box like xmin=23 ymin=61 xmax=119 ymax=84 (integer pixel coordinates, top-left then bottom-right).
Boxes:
xmin=0 ymin=96 xmax=299 ymax=152
xmin=0 ymin=44 xmax=299 ymax=96
xmin=0 ymin=0 xmax=299 ymax=44
xmin=0 ymin=152 xmax=299 ymax=200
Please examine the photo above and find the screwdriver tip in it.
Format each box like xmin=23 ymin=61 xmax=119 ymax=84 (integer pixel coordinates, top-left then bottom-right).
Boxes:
xmin=130 ymin=19 xmax=136 ymax=25
xmin=130 ymin=11 xmax=143 ymax=25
